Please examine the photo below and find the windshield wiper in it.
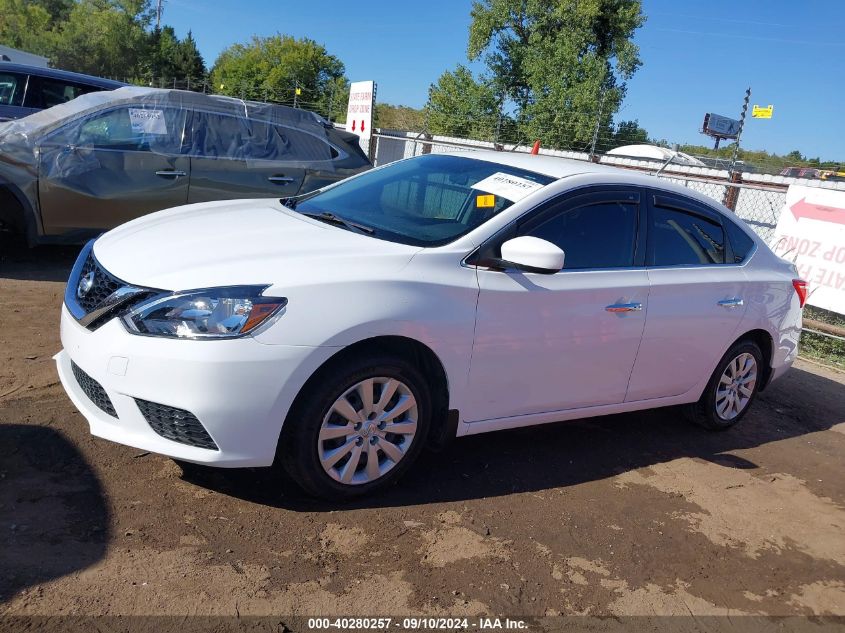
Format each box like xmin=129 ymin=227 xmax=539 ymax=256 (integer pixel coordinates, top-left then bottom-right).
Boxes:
xmin=299 ymin=211 xmax=375 ymax=235
xmin=280 ymin=190 xmax=321 ymax=210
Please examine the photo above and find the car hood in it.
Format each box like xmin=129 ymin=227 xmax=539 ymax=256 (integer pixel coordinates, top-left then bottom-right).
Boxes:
xmin=93 ymin=198 xmax=422 ymax=290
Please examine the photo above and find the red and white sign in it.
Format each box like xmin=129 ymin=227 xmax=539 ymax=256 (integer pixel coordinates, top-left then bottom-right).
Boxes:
xmin=346 ymin=80 xmax=375 ymax=140
xmin=770 ymin=184 xmax=845 ymax=314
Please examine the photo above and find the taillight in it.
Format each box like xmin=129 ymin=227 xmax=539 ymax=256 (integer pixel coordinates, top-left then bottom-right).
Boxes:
xmin=792 ymin=279 xmax=808 ymax=308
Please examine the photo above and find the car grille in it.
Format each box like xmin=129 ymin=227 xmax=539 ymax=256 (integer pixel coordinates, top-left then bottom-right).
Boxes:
xmin=135 ymin=399 xmax=219 ymax=451
xmin=71 ymin=361 xmax=118 ymax=418
xmin=76 ymin=251 xmax=124 ymax=314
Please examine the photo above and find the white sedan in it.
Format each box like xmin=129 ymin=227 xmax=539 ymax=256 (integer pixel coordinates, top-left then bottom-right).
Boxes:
xmin=56 ymin=152 xmax=805 ymax=498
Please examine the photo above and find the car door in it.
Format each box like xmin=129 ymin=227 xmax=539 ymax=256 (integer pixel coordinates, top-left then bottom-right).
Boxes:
xmin=37 ymin=104 xmax=190 ymax=234
xmin=186 ymin=112 xmax=306 ymax=202
xmin=465 ymin=187 xmax=649 ymax=422
xmin=624 ymin=190 xmax=747 ymax=402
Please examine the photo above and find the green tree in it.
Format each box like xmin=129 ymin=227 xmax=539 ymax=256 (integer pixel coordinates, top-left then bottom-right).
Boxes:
xmin=31 ymin=0 xmax=74 ymax=23
xmin=210 ymin=34 xmax=346 ymax=111
xmin=374 ymin=103 xmax=427 ymax=131
xmin=174 ymin=30 xmax=206 ymax=88
xmin=0 ymin=0 xmax=56 ymax=56
xmin=144 ymin=26 xmax=206 ymax=88
xmin=51 ymin=0 xmax=154 ymax=78
xmin=603 ymin=118 xmax=648 ymax=151
xmin=427 ymin=65 xmax=501 ymax=140
xmin=466 ymin=0 xmax=645 ymax=149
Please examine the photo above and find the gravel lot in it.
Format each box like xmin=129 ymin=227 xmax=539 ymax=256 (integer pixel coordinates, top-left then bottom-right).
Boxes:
xmin=1 ymin=242 xmax=844 ymax=621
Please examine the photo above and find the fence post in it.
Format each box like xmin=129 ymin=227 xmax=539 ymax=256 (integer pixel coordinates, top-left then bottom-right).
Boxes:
xmin=589 ymin=88 xmax=606 ymax=163
xmin=723 ymin=171 xmax=742 ymax=211
xmin=419 ymin=133 xmax=432 ymax=155
xmin=729 ymin=87 xmax=751 ymax=175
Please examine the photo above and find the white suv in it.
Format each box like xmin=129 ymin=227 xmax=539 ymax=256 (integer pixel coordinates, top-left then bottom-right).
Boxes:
xmin=56 ymin=152 xmax=805 ymax=499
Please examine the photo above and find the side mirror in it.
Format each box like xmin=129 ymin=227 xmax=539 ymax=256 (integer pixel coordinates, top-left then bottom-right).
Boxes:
xmin=496 ymin=236 xmax=565 ymax=274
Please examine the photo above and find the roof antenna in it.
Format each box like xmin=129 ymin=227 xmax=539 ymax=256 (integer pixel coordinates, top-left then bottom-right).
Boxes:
xmin=654 ymin=153 xmax=675 ymax=177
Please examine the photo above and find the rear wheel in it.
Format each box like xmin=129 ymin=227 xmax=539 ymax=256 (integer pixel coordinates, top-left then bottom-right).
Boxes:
xmin=686 ymin=340 xmax=763 ymax=430
xmin=279 ymin=354 xmax=431 ymax=499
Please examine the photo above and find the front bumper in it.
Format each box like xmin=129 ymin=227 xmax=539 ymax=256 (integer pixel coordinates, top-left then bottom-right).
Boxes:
xmin=56 ymin=304 xmax=336 ymax=467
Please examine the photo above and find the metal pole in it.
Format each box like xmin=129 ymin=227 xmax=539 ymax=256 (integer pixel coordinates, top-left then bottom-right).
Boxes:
xmin=156 ymin=0 xmax=163 ymax=29
xmin=729 ymin=87 xmax=751 ymax=174
xmin=589 ymin=89 xmax=606 ymax=162
xmin=293 ymin=81 xmax=298 ymax=108
xmin=495 ymin=98 xmax=503 ymax=145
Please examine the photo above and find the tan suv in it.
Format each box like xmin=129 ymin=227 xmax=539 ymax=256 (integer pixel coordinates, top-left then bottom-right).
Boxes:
xmin=0 ymin=87 xmax=371 ymax=245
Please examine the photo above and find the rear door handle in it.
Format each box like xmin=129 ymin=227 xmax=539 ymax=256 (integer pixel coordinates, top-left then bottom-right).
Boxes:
xmin=268 ymin=175 xmax=295 ymax=184
xmin=718 ymin=298 xmax=744 ymax=308
xmin=605 ymin=302 xmax=643 ymax=313
xmin=155 ymin=170 xmax=186 ymax=178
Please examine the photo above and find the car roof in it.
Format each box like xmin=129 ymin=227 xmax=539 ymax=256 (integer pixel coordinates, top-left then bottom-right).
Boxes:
xmin=459 ymin=149 xmax=624 ymax=179
xmin=458 ymin=150 xmax=744 ymax=221
xmin=0 ymin=62 xmax=127 ymax=88
xmin=59 ymin=85 xmax=328 ymax=125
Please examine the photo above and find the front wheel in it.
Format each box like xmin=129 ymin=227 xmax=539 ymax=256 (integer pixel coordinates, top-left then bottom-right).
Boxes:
xmin=686 ymin=340 xmax=763 ymax=431
xmin=278 ymin=354 xmax=432 ymax=499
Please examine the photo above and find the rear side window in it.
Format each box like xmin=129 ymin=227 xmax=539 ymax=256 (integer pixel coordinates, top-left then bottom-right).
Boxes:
xmin=650 ymin=206 xmax=726 ymax=266
xmin=522 ymin=201 xmax=638 ymax=269
xmin=725 ymin=219 xmax=755 ymax=263
xmin=188 ymin=112 xmax=332 ymax=162
xmin=0 ymin=72 xmax=25 ymax=106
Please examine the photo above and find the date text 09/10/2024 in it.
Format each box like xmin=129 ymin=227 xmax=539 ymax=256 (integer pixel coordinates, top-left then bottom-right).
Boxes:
xmin=306 ymin=617 xmax=529 ymax=630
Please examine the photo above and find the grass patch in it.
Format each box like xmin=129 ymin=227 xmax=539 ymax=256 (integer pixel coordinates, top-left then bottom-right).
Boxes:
xmin=800 ymin=306 xmax=845 ymax=369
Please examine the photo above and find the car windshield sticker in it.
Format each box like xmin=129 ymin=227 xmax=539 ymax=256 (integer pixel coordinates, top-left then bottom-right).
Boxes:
xmin=128 ymin=108 xmax=167 ymax=135
xmin=476 ymin=194 xmax=495 ymax=208
xmin=472 ymin=172 xmax=544 ymax=201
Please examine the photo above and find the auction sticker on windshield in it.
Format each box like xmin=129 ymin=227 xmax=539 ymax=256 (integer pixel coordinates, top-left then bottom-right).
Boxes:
xmin=472 ymin=172 xmax=544 ymax=201
xmin=128 ymin=108 xmax=167 ymax=135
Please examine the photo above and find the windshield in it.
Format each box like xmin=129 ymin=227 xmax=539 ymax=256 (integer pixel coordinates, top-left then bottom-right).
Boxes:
xmin=295 ymin=154 xmax=555 ymax=246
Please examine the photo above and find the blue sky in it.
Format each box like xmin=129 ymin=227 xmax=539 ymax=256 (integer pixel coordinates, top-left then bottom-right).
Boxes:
xmin=164 ymin=0 xmax=845 ymax=160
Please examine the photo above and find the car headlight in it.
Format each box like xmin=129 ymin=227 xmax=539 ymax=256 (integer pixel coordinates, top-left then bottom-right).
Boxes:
xmin=122 ymin=286 xmax=287 ymax=339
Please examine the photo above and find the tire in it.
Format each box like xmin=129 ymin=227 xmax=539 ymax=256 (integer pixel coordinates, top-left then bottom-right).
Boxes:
xmin=278 ymin=353 xmax=432 ymax=500
xmin=685 ymin=340 xmax=764 ymax=431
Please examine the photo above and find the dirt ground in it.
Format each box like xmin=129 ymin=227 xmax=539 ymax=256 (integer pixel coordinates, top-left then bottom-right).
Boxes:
xmin=1 ymin=241 xmax=844 ymax=623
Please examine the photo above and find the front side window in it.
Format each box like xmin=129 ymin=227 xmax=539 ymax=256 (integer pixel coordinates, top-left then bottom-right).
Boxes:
xmin=650 ymin=205 xmax=725 ymax=266
xmin=0 ymin=72 xmax=25 ymax=106
xmin=521 ymin=200 xmax=638 ymax=269
xmin=52 ymin=106 xmax=187 ymax=153
xmin=295 ymin=154 xmax=555 ymax=246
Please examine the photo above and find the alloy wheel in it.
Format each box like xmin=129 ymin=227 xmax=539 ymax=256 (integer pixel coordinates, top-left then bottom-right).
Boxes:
xmin=715 ymin=352 xmax=757 ymax=421
xmin=317 ymin=377 xmax=418 ymax=485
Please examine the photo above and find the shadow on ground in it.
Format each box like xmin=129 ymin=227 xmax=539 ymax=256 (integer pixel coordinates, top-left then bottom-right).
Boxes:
xmin=0 ymin=424 xmax=110 ymax=602
xmin=180 ymin=364 xmax=845 ymax=511
xmin=0 ymin=237 xmax=80 ymax=283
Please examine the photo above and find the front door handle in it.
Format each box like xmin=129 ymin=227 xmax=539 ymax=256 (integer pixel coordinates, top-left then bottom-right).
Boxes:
xmin=605 ymin=302 xmax=643 ymax=313
xmin=155 ymin=170 xmax=186 ymax=178
xmin=268 ymin=175 xmax=295 ymax=184
xmin=718 ymin=298 xmax=744 ymax=308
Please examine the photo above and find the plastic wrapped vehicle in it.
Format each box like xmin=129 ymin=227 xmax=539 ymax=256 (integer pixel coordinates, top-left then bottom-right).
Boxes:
xmin=0 ymin=87 xmax=371 ymax=245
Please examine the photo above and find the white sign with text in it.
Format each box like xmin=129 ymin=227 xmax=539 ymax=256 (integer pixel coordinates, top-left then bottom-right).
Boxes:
xmin=770 ymin=184 xmax=845 ymax=314
xmin=345 ymin=80 xmax=375 ymax=140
